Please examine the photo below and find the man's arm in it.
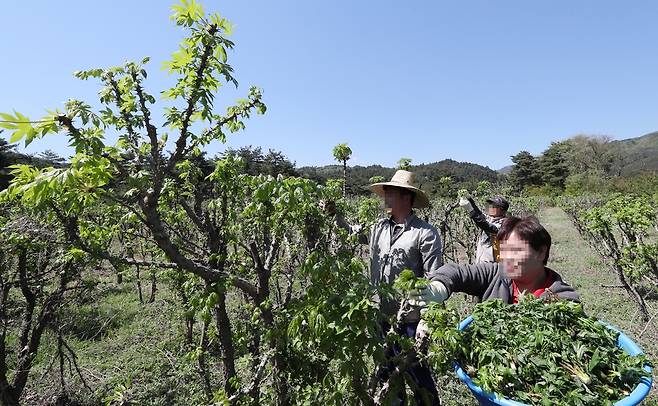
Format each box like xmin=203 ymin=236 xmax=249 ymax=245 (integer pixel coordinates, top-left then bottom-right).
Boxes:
xmin=461 ymin=197 xmax=500 ymax=235
xmin=321 ymin=200 xmax=369 ymax=244
xmin=406 ymin=227 xmax=443 ymax=308
xmin=427 ymin=262 xmax=500 ymax=299
xmin=543 ymin=271 xmax=580 ymax=302
xmin=419 ymin=227 xmax=443 ymax=276
xmin=334 ymin=213 xmax=369 ymax=245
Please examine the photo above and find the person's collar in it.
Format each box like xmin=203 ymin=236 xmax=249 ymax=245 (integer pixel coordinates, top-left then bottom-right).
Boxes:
xmin=513 ymin=266 xmax=550 ymax=292
xmin=388 ymin=211 xmax=415 ymax=227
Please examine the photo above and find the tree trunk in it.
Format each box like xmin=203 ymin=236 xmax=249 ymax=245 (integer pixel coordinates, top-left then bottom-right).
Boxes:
xmin=214 ymin=290 xmax=237 ymax=397
xmin=615 ymin=263 xmax=650 ymax=321
xmin=176 ymin=281 xmax=195 ymax=345
xmin=136 ymin=265 xmax=144 ymax=304
xmin=186 ymin=318 xmax=194 ymax=346
xmin=0 ymin=385 xmax=20 ymax=406
xmin=342 ymin=161 xmax=347 ymax=197
xmin=246 ymin=338 xmax=262 ymax=405
xmin=249 ymin=241 xmax=289 ymax=405
xmin=198 ymin=320 xmax=212 ymax=401
xmin=261 ymin=307 xmax=289 ymax=406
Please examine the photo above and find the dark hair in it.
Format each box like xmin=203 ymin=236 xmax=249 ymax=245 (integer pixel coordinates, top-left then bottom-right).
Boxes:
xmin=497 ymin=216 xmax=551 ymax=264
xmin=383 ymin=185 xmax=416 ymax=206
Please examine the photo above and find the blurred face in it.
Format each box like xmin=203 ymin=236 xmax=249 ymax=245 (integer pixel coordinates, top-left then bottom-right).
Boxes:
xmin=488 ymin=206 xmax=505 ymax=217
xmin=383 ymin=187 xmax=410 ymax=214
xmin=499 ymin=231 xmax=546 ymax=283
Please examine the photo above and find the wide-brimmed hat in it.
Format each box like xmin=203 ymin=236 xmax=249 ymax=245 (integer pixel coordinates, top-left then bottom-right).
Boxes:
xmin=369 ymin=170 xmax=430 ymax=208
xmin=486 ymin=196 xmax=510 ymax=211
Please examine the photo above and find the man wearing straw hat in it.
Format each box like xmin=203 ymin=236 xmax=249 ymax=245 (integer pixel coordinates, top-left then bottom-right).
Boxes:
xmin=330 ymin=169 xmax=443 ymax=405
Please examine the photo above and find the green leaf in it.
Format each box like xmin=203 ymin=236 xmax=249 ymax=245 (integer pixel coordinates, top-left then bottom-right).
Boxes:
xmin=9 ymin=128 xmax=25 ymax=143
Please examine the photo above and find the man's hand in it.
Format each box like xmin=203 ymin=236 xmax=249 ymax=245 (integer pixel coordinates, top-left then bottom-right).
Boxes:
xmin=458 ymin=197 xmax=474 ymax=212
xmin=408 ymin=281 xmax=449 ymax=308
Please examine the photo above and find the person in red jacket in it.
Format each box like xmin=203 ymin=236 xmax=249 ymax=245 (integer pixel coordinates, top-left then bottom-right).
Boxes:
xmin=409 ymin=215 xmax=579 ymax=309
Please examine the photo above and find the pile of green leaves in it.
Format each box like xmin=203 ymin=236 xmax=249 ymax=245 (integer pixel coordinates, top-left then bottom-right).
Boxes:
xmin=393 ymin=269 xmax=429 ymax=293
xmin=423 ymin=296 xmax=651 ymax=405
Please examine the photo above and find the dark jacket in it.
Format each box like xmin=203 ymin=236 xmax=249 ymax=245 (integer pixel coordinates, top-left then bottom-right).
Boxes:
xmin=428 ymin=262 xmax=580 ymax=303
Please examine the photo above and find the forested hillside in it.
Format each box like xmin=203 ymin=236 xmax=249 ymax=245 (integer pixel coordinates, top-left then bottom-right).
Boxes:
xmin=299 ymin=159 xmax=499 ymax=196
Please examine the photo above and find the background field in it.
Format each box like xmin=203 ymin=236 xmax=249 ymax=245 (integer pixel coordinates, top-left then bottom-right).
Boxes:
xmin=17 ymin=205 xmax=656 ymax=405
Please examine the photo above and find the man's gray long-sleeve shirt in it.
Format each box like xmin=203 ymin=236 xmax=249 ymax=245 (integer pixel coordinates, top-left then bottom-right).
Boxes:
xmin=340 ymin=213 xmax=443 ymax=319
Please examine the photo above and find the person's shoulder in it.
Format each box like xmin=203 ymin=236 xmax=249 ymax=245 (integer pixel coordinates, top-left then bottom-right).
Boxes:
xmin=372 ymin=218 xmax=390 ymax=229
xmin=477 ymin=261 xmax=503 ymax=277
xmin=545 ymin=268 xmax=580 ymax=299
xmin=546 ymin=267 xmax=568 ymax=283
xmin=409 ymin=215 xmax=439 ymax=233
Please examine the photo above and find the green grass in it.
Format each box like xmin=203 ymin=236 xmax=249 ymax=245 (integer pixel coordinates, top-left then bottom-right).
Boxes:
xmin=22 ymin=277 xmax=217 ymax=405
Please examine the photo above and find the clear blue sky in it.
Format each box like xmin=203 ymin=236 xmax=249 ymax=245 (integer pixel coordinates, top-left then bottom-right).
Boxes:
xmin=2 ymin=1 xmax=658 ymax=170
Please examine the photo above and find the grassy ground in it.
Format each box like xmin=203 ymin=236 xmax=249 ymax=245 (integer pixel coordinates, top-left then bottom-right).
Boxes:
xmin=20 ymin=206 xmax=658 ymax=405
xmin=22 ymin=276 xmax=219 ymax=405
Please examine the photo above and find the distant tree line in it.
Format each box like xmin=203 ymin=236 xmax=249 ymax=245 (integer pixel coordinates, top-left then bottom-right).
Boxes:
xmin=0 ymin=139 xmax=299 ymax=191
xmin=221 ymin=145 xmax=298 ymax=177
xmin=299 ymin=159 xmax=500 ymax=197
xmin=507 ymin=134 xmax=658 ymax=196
xmin=5 ymin=132 xmax=658 ymax=199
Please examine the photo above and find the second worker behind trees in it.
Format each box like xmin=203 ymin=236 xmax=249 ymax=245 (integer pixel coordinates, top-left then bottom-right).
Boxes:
xmin=459 ymin=195 xmax=509 ymax=263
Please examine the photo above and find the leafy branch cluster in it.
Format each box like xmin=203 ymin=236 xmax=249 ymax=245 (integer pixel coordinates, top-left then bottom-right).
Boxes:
xmin=0 ymin=2 xmax=400 ymax=405
xmin=561 ymin=194 xmax=658 ymax=322
xmin=423 ymin=297 xmax=651 ymax=405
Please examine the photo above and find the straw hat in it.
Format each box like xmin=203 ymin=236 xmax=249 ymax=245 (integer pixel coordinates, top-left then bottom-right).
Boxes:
xmin=369 ymin=170 xmax=430 ymax=209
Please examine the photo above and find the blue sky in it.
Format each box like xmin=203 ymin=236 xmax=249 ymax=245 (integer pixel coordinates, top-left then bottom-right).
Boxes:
xmin=2 ymin=1 xmax=658 ymax=170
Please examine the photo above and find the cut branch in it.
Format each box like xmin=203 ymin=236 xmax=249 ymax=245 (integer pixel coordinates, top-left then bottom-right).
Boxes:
xmin=227 ymin=351 xmax=273 ymax=403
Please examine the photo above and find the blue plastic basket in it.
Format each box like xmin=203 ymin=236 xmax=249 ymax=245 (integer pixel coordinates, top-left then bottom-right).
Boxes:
xmin=454 ymin=316 xmax=653 ymax=406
